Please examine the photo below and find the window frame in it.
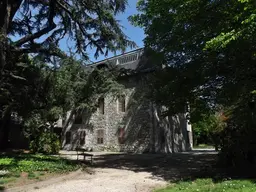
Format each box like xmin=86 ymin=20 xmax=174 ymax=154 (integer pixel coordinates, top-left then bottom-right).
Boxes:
xmin=79 ymin=130 xmax=86 ymax=146
xmin=74 ymin=112 xmax=83 ymax=124
xmin=65 ymin=131 xmax=71 ymax=144
xmin=118 ymin=95 xmax=126 ymax=113
xmin=118 ymin=127 xmax=125 ymax=144
xmin=97 ymin=129 xmax=104 ymax=144
xmin=98 ymin=97 xmax=105 ymax=115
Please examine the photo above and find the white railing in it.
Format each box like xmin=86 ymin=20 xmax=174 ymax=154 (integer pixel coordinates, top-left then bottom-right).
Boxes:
xmin=93 ymin=48 xmax=144 ymax=66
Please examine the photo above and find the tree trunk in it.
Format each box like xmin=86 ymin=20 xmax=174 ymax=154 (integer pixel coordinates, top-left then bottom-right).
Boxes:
xmin=0 ymin=1 xmax=8 ymax=79
xmin=0 ymin=110 xmax=11 ymax=150
xmin=0 ymin=0 xmax=22 ymax=79
xmin=0 ymin=1 xmax=22 ymax=150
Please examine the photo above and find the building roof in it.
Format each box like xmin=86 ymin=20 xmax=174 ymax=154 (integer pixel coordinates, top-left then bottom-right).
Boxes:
xmin=85 ymin=48 xmax=145 ymax=71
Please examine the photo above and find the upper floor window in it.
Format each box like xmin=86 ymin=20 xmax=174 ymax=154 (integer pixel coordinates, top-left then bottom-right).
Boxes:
xmin=98 ymin=97 xmax=105 ymax=114
xmin=74 ymin=110 xmax=83 ymax=124
xmin=74 ymin=114 xmax=82 ymax=124
xmin=118 ymin=95 xmax=126 ymax=112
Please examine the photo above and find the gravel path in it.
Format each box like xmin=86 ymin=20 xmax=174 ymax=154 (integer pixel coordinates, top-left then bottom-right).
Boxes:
xmin=28 ymin=168 xmax=167 ymax=192
xmin=9 ymin=150 xmax=218 ymax=192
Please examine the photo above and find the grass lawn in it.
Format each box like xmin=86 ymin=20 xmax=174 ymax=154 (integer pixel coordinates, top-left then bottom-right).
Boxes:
xmin=0 ymin=153 xmax=82 ymax=189
xmin=193 ymin=144 xmax=215 ymax=149
xmin=156 ymin=179 xmax=256 ymax=192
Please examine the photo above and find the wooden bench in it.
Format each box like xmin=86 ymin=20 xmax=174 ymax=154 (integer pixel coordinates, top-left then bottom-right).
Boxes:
xmin=75 ymin=147 xmax=94 ymax=164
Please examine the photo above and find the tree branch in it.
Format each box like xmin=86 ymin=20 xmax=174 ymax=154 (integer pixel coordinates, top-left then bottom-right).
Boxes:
xmin=13 ymin=0 xmax=56 ymax=47
xmin=30 ymin=0 xmax=49 ymax=6
xmin=56 ymin=0 xmax=104 ymax=55
xmin=8 ymin=0 xmax=23 ymax=32
xmin=13 ymin=47 xmax=66 ymax=58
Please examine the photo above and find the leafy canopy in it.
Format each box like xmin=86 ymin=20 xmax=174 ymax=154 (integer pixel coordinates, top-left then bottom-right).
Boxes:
xmin=131 ymin=0 xmax=256 ymax=164
xmin=130 ymin=0 xmax=256 ymax=115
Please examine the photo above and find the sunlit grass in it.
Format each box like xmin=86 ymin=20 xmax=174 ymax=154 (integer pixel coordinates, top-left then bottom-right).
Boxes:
xmin=0 ymin=153 xmax=82 ymax=188
xmin=156 ymin=178 xmax=256 ymax=192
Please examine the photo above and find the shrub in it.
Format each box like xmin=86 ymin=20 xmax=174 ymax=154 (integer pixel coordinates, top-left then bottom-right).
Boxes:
xmin=29 ymin=132 xmax=60 ymax=154
xmin=192 ymin=113 xmax=225 ymax=149
xmin=218 ymin=96 xmax=256 ymax=167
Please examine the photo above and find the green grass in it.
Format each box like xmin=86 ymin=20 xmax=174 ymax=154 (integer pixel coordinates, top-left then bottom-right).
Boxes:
xmin=156 ymin=179 xmax=256 ymax=192
xmin=194 ymin=144 xmax=214 ymax=149
xmin=0 ymin=153 xmax=82 ymax=188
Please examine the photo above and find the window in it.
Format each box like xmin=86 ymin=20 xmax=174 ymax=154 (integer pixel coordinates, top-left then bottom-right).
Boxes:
xmin=118 ymin=128 xmax=125 ymax=144
xmin=97 ymin=130 xmax=104 ymax=144
xmin=118 ymin=95 xmax=126 ymax=112
xmin=79 ymin=131 xmax=86 ymax=146
xmin=74 ymin=113 xmax=82 ymax=124
xmin=66 ymin=131 xmax=71 ymax=144
xmin=98 ymin=97 xmax=105 ymax=114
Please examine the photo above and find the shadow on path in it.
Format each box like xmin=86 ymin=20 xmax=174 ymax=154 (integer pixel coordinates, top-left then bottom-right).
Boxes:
xmin=92 ymin=150 xmax=256 ymax=182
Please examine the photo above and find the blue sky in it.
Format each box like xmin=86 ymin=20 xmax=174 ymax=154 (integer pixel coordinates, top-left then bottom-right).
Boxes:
xmin=59 ymin=0 xmax=145 ymax=62
xmin=90 ymin=0 xmax=145 ymax=61
xmin=12 ymin=0 xmax=144 ymax=63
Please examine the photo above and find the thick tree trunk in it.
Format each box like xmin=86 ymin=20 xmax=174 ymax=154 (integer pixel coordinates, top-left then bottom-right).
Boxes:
xmin=0 ymin=1 xmax=22 ymax=150
xmin=0 ymin=1 xmax=8 ymax=77
xmin=0 ymin=0 xmax=22 ymax=76
xmin=0 ymin=110 xmax=11 ymax=150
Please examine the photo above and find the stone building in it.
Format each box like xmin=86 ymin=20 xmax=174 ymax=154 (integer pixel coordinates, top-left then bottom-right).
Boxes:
xmin=60 ymin=49 xmax=193 ymax=153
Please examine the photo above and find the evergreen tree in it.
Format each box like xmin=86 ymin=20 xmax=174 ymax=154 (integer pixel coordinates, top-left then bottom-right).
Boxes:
xmin=0 ymin=0 xmax=134 ymax=149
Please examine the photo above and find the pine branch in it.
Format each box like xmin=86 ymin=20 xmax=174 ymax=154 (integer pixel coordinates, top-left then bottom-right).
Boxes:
xmin=56 ymin=0 xmax=104 ymax=55
xmin=8 ymin=0 xmax=23 ymax=31
xmin=13 ymin=46 xmax=66 ymax=58
xmin=30 ymin=0 xmax=49 ymax=6
xmin=13 ymin=0 xmax=56 ymax=47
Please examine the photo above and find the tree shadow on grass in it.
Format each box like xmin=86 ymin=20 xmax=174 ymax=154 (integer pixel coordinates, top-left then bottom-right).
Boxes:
xmin=92 ymin=150 xmax=256 ymax=183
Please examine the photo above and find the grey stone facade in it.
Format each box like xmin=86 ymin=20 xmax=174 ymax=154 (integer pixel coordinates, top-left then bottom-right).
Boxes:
xmin=61 ymin=49 xmax=193 ymax=153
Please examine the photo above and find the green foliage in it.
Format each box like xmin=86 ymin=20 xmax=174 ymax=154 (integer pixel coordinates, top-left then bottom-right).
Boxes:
xmin=218 ymin=96 xmax=256 ymax=166
xmin=29 ymin=132 xmax=60 ymax=154
xmin=131 ymin=0 xmax=256 ymax=114
xmin=156 ymin=179 xmax=256 ymax=192
xmin=1 ymin=0 xmax=134 ymax=149
xmin=193 ymin=114 xmax=225 ymax=146
xmin=0 ymin=153 xmax=79 ymax=189
xmin=20 ymin=57 xmax=124 ymax=152
xmin=132 ymin=0 xmax=256 ymax=166
xmin=3 ymin=0 xmax=135 ymax=60
xmin=0 ymin=153 xmax=80 ymax=182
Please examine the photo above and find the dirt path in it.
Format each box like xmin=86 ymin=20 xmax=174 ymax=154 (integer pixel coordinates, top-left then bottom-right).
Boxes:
xmin=28 ymin=168 xmax=167 ymax=192
xmin=8 ymin=150 xmax=218 ymax=192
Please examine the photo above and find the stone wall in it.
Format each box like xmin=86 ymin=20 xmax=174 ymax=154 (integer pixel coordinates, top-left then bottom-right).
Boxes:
xmin=62 ymin=75 xmax=192 ymax=153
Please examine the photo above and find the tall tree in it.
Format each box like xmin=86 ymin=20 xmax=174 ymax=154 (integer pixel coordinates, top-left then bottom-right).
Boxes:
xmin=21 ymin=57 xmax=123 ymax=153
xmin=131 ymin=0 xmax=256 ymax=165
xmin=130 ymin=0 xmax=256 ymax=114
xmin=0 ymin=0 xmax=135 ymax=149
